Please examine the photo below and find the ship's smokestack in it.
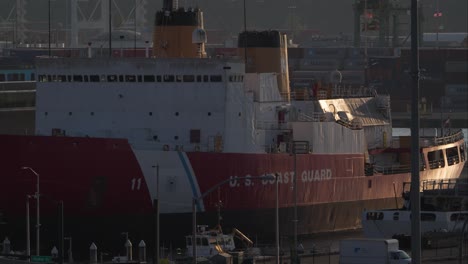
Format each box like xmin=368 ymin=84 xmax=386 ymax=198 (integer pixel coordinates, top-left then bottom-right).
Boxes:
xmin=238 ymin=31 xmax=291 ymax=101
xmin=153 ymin=5 xmax=206 ymax=58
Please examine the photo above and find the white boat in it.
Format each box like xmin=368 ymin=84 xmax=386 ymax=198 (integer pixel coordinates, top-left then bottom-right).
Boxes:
xmin=362 ymin=178 xmax=468 ymax=238
xmin=185 ymin=225 xmax=253 ymax=258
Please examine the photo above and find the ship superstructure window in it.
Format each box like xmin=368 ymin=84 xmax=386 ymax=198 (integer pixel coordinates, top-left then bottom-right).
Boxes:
xmin=137 ymin=75 xmax=142 ymax=82
xmin=73 ymin=75 xmax=83 ymax=82
xmin=176 ymin=75 xmax=183 ymax=82
xmin=90 ymin=75 xmax=100 ymax=82
xmin=366 ymin=212 xmax=384 ymax=220
xmin=84 ymin=75 xmax=89 ymax=82
xmin=446 ymin=146 xmax=459 ymax=165
xmin=392 ymin=212 xmax=399 ymax=220
xmin=190 ymin=129 xmax=201 ymax=143
xmin=8 ymin=73 xmax=19 ymax=81
xmin=229 ymin=75 xmax=244 ymax=82
xmin=450 ymin=213 xmax=468 ymax=221
xmin=196 ymin=75 xmax=202 ymax=82
xmin=38 ymin=75 xmax=45 ymax=82
xmin=421 ymin=213 xmax=436 ymax=221
xmin=164 ymin=75 xmax=174 ymax=82
xmin=144 ymin=75 xmax=155 ymax=82
xmin=210 ymin=75 xmax=222 ymax=82
xmin=461 ymin=144 xmax=466 ymax=161
xmin=203 ymin=75 xmax=208 ymax=82
xmin=183 ymin=75 xmax=195 ymax=82
xmin=119 ymin=75 xmax=124 ymax=82
xmin=0 ymin=74 xmax=4 ymax=81
xmin=125 ymin=75 xmax=136 ymax=82
xmin=57 ymin=75 xmax=67 ymax=82
xmin=100 ymin=75 xmax=106 ymax=82
xmin=156 ymin=75 xmax=162 ymax=82
xmin=428 ymin=149 xmax=445 ymax=169
xmin=107 ymin=75 xmax=117 ymax=82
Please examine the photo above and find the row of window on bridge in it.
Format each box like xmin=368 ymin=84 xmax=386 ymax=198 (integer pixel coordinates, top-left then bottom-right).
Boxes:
xmin=38 ymin=74 xmax=245 ymax=83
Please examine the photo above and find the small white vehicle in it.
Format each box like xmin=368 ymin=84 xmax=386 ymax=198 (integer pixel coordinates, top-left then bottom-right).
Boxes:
xmin=339 ymin=238 xmax=411 ymax=264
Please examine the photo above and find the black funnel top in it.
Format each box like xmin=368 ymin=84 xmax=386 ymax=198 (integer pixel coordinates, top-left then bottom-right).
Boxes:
xmin=238 ymin=31 xmax=282 ymax=48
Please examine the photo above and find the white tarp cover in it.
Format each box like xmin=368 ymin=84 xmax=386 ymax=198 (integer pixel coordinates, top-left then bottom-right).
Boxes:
xmin=223 ymin=82 xmax=259 ymax=153
xmin=244 ymin=73 xmax=283 ymax=102
xmin=317 ymin=97 xmax=390 ymax=126
xmin=292 ymin=122 xmax=366 ymax=154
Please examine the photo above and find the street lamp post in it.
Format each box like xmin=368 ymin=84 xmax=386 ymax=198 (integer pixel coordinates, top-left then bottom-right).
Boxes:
xmin=21 ymin=167 xmax=40 ymax=256
xmin=275 ymin=173 xmax=280 ymax=264
xmin=293 ymin=147 xmax=298 ymax=263
xmin=152 ymin=165 xmax=160 ymax=264
xmin=64 ymin=237 xmax=72 ymax=263
xmin=191 ymin=175 xmax=277 ymax=264
xmin=290 ymin=141 xmax=309 ymax=264
xmin=26 ymin=195 xmax=31 ymax=260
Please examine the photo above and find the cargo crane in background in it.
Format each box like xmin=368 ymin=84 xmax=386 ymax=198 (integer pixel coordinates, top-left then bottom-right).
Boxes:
xmin=353 ymin=0 xmax=422 ymax=48
xmin=0 ymin=0 xmax=149 ymax=49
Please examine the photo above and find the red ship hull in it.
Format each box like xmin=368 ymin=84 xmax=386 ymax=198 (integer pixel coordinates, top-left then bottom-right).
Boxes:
xmin=0 ymin=134 xmax=464 ymax=259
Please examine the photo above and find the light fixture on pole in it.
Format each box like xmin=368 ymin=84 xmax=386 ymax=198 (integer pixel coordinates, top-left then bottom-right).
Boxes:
xmin=21 ymin=166 xmax=40 ymax=256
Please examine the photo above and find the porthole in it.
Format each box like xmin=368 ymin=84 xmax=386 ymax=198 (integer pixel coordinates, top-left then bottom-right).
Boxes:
xmin=149 ymin=112 xmax=153 ymax=116
xmin=68 ymin=112 xmax=72 ymax=116
xmin=90 ymin=112 xmax=94 ymax=116
xmin=238 ymin=112 xmax=242 ymax=117
xmin=175 ymin=112 xmax=179 ymax=116
xmin=174 ymin=136 xmax=179 ymax=140
xmin=153 ymin=135 xmax=158 ymax=141
xmin=44 ymin=112 xmax=48 ymax=116
xmin=208 ymin=112 xmax=211 ymax=116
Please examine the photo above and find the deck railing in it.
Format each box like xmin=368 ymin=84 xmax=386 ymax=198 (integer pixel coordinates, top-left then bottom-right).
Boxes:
xmin=392 ymin=129 xmax=464 ymax=148
xmin=430 ymin=130 xmax=464 ymax=146
xmin=421 ymin=178 xmax=468 ymax=196
xmin=255 ymin=120 xmax=291 ymax=130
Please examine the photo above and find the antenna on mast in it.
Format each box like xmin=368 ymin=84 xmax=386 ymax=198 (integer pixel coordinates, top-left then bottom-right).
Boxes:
xmin=243 ymin=0 xmax=247 ymax=63
xmin=108 ymin=0 xmax=112 ymax=57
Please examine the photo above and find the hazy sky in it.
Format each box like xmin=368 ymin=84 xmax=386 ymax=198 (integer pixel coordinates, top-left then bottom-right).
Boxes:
xmin=1 ymin=0 xmax=466 ymax=38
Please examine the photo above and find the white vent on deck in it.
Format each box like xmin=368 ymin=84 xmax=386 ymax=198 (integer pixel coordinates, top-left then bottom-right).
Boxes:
xmin=192 ymin=28 xmax=207 ymax=44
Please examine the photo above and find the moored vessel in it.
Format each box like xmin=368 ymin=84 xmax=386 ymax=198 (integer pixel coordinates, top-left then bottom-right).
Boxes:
xmin=0 ymin=0 xmax=466 ymax=259
xmin=363 ymin=178 xmax=468 ymax=239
